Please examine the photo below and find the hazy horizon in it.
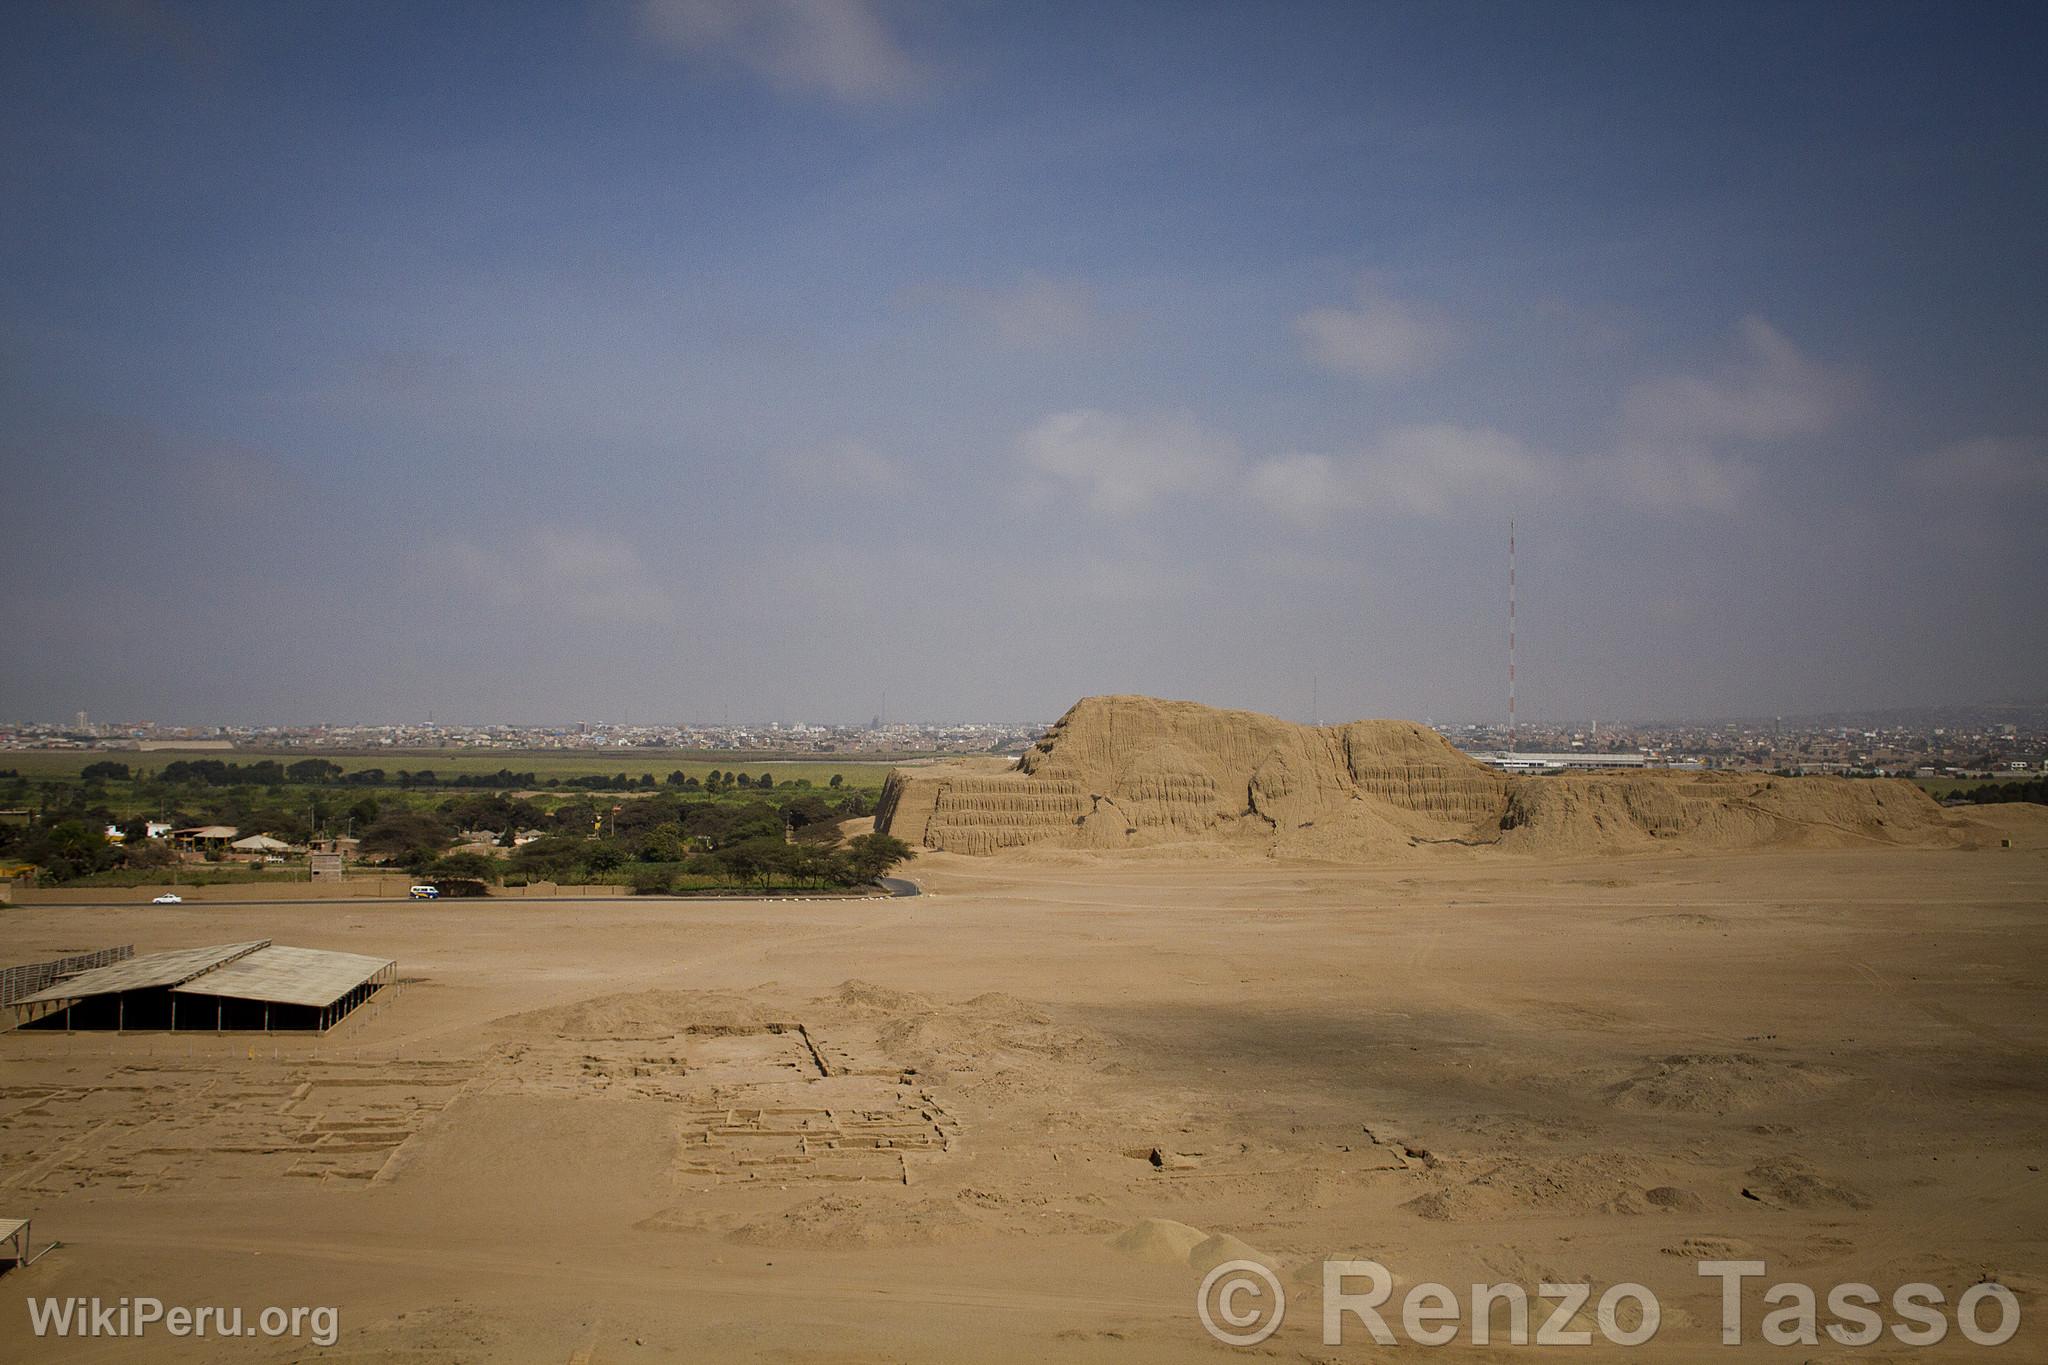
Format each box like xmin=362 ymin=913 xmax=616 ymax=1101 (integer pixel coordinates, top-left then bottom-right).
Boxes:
xmin=13 ymin=692 xmax=2048 ymax=736
xmin=4 ymin=1 xmax=2044 ymax=728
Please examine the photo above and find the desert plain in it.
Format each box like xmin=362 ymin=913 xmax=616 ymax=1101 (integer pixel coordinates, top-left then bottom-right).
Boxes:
xmin=1 ymin=802 xmax=2044 ymax=1362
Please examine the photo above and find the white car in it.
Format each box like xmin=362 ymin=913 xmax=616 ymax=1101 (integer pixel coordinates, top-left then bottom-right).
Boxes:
xmin=151 ymin=893 xmax=183 ymax=904
xmin=408 ymin=884 xmax=439 ymax=900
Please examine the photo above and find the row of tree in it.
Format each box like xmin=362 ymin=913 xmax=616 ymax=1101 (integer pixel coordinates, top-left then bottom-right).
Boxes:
xmin=71 ymin=759 xmax=853 ymax=793
xmin=0 ymin=779 xmax=879 ymax=883
xmin=1947 ymin=777 xmax=2048 ymax=806
xmin=423 ymin=832 xmax=913 ymax=893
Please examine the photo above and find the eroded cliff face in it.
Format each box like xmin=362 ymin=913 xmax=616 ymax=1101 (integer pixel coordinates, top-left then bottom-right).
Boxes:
xmin=875 ymin=695 xmax=1959 ymax=860
xmin=1496 ymin=768 xmax=1955 ymax=855
xmin=878 ymin=696 xmax=1510 ymax=857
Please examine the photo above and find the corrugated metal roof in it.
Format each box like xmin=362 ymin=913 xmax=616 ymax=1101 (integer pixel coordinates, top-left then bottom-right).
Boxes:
xmin=0 ymin=1218 xmax=28 ymax=1242
xmin=172 ymin=945 xmax=392 ymax=1008
xmin=15 ymin=941 xmax=270 ymax=1005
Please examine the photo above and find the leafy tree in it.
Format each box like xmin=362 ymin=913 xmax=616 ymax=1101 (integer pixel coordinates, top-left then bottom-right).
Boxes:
xmin=439 ymin=792 xmax=544 ymax=834
xmin=756 ymin=772 xmax=773 ymax=789
xmin=829 ymin=773 xmax=843 ymax=789
xmin=629 ymin=864 xmax=677 ymax=895
xmin=249 ymin=808 xmax=312 ymax=842
xmin=508 ymin=835 xmax=588 ymax=880
xmin=358 ymin=812 xmax=457 ymax=866
xmin=715 ymin=835 xmax=793 ymax=890
xmin=636 ymin=826 xmax=690 ymax=863
xmin=842 ymin=833 xmax=912 ymax=882
xmin=25 ymin=820 xmax=120 ymax=881
xmin=426 ymin=850 xmax=500 ymax=882
xmin=120 ymin=839 xmax=178 ymax=870
xmin=81 ymin=761 xmax=132 ymax=781
xmin=611 ymin=794 xmax=684 ymax=839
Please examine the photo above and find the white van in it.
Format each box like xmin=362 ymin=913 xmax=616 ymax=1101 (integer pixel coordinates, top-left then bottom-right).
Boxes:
xmin=408 ymin=884 xmax=439 ymax=900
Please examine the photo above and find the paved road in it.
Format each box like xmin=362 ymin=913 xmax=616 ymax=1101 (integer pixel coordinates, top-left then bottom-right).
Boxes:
xmin=31 ymin=880 xmax=923 ymax=910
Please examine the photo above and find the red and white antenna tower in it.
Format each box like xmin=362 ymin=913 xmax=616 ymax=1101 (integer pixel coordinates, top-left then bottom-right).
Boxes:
xmin=1507 ymin=515 xmax=1517 ymax=753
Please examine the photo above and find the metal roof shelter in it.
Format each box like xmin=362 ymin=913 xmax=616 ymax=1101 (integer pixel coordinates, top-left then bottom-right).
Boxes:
xmin=9 ymin=940 xmax=396 ymax=1034
xmin=174 ymin=945 xmax=394 ymax=1008
xmin=15 ymin=941 xmax=269 ymax=1005
xmin=0 ymin=1216 xmax=51 ymax=1270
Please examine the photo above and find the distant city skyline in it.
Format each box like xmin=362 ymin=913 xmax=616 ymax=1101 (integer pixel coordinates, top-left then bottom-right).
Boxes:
xmin=3 ymin=3 xmax=2043 ymax=725
xmin=10 ymin=695 xmax=2046 ymax=736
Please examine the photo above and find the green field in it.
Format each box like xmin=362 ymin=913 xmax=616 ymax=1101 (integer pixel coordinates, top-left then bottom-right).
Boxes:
xmin=1 ymin=749 xmax=900 ymax=789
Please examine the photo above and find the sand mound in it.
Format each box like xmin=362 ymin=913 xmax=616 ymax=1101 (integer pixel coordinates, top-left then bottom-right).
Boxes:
xmin=1400 ymin=1152 xmax=1661 ymax=1221
xmin=726 ymin=1193 xmax=990 ymax=1249
xmin=1951 ymin=802 xmax=2048 ymax=850
xmin=1111 ymin=1218 xmax=1209 ymax=1266
xmin=876 ymin=695 xmax=1960 ymax=861
xmin=1108 ymin=1220 xmax=1281 ymax=1275
xmin=1607 ymin=1053 xmax=1849 ymax=1116
xmin=1498 ymin=769 xmax=1956 ymax=855
xmin=496 ymin=988 xmax=775 ymax=1041
xmin=1743 ymin=1158 xmax=1872 ymax=1210
xmin=817 ymin=979 xmax=1105 ymax=1092
xmin=830 ymin=979 xmax=934 ymax=1017
xmin=1662 ymin=1235 xmax=1761 ymax=1259
xmin=1188 ymin=1232 xmax=1282 ymax=1274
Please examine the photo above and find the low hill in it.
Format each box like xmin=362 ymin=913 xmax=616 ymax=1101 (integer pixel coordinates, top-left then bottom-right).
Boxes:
xmin=874 ymin=695 xmax=1959 ymax=859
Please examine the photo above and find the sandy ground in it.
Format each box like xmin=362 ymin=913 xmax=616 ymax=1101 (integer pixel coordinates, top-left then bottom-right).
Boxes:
xmin=1 ymin=836 xmax=2044 ymax=1361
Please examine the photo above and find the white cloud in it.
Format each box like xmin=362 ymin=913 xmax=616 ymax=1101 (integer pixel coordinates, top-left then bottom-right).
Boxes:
xmin=1245 ymin=425 xmax=1548 ymax=521
xmin=1294 ymin=290 xmax=1454 ymax=381
xmin=1620 ymin=316 xmax=1850 ymax=446
xmin=439 ymin=528 xmax=675 ymax=625
xmin=1018 ymin=409 xmax=1238 ymax=516
xmin=637 ymin=0 xmax=927 ymax=103
xmin=1244 ymin=453 xmax=1342 ymax=523
xmin=1603 ymin=316 xmax=1857 ymax=508
xmin=1578 ymin=447 xmax=1754 ymax=511
xmin=946 ymin=274 xmax=1100 ymax=349
xmin=1368 ymin=424 xmax=1547 ymax=513
xmin=791 ymin=437 xmax=908 ymax=489
xmin=1055 ymin=554 xmax=1188 ymax=603
xmin=1036 ymin=319 xmax=1851 ymax=528
xmin=1902 ymin=436 xmax=2046 ymax=493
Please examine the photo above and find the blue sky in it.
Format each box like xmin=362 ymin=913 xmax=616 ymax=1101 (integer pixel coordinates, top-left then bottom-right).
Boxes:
xmin=2 ymin=0 xmax=2043 ymax=726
